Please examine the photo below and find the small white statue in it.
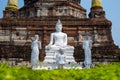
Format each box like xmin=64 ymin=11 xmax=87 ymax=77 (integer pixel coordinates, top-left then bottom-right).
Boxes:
xmin=54 ymin=49 xmax=66 ymax=69
xmin=82 ymin=36 xmax=92 ymax=68
xmin=31 ymin=35 xmax=42 ymax=69
xmin=46 ymin=19 xmax=74 ymax=50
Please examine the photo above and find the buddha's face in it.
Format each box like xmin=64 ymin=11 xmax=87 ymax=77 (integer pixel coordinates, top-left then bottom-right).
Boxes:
xmin=56 ymin=24 xmax=62 ymax=32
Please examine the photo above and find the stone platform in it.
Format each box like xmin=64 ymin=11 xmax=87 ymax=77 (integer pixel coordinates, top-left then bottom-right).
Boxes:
xmin=43 ymin=48 xmax=75 ymax=63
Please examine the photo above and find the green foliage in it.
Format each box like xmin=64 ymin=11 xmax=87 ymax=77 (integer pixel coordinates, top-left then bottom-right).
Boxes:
xmin=0 ymin=62 xmax=120 ymax=80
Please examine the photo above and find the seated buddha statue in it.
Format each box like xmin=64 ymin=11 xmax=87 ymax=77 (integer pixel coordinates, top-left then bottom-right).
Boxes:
xmin=46 ymin=19 xmax=74 ymax=50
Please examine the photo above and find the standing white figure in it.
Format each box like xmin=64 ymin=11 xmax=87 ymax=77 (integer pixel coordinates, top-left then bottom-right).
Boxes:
xmin=31 ymin=35 xmax=42 ymax=69
xmin=55 ymin=49 xmax=66 ymax=69
xmin=82 ymin=36 xmax=92 ymax=68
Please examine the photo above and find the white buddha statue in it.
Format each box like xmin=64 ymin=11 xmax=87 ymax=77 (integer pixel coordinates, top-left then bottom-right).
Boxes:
xmin=46 ymin=19 xmax=74 ymax=50
xmin=31 ymin=35 xmax=42 ymax=69
xmin=82 ymin=36 xmax=92 ymax=68
xmin=44 ymin=19 xmax=75 ymax=63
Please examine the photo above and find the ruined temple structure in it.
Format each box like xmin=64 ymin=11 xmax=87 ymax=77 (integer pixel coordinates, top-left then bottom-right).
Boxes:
xmin=0 ymin=0 xmax=120 ymax=62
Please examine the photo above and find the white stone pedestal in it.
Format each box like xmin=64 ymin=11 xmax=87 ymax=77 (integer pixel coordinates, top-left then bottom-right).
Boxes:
xmin=43 ymin=48 xmax=75 ymax=63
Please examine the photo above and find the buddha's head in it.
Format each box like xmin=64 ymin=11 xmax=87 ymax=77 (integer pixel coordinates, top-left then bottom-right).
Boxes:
xmin=56 ymin=19 xmax=62 ymax=32
xmin=34 ymin=34 xmax=39 ymax=41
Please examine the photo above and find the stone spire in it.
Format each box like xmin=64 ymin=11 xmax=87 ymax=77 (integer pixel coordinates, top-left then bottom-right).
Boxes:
xmin=92 ymin=0 xmax=102 ymax=8
xmin=89 ymin=0 xmax=105 ymax=18
xmin=5 ymin=0 xmax=18 ymax=11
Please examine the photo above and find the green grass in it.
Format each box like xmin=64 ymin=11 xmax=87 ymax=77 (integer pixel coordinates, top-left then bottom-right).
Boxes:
xmin=0 ymin=62 xmax=120 ymax=80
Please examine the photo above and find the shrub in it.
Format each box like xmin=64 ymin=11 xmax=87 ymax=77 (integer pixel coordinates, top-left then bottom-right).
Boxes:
xmin=0 ymin=62 xmax=120 ymax=80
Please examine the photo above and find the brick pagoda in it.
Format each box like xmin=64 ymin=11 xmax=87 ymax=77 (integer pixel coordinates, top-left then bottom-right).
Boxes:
xmin=0 ymin=0 xmax=120 ymax=62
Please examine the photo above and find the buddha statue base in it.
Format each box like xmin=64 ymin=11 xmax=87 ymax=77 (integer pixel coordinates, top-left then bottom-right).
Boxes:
xmin=43 ymin=47 xmax=75 ymax=63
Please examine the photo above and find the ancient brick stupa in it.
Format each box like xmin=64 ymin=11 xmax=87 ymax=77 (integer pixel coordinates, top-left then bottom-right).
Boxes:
xmin=0 ymin=0 xmax=120 ymax=62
